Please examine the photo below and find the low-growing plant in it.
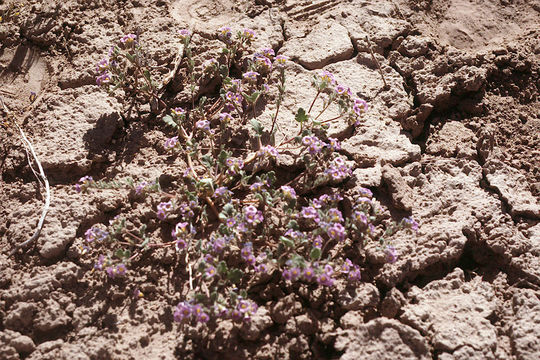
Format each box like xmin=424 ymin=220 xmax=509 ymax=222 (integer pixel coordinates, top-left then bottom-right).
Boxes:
xmin=80 ymin=28 xmax=418 ymax=326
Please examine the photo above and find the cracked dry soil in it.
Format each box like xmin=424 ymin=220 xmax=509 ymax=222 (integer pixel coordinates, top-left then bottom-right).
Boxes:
xmin=1 ymin=0 xmax=539 ymax=359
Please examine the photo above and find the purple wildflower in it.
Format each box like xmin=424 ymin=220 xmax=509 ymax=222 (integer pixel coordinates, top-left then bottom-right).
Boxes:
xmin=243 ymin=71 xmax=259 ymax=83
xmin=327 ymin=223 xmax=346 ymax=242
xmin=385 ymin=245 xmax=398 ymax=263
xmin=327 ymin=208 xmax=343 ymax=223
xmin=225 ymin=217 xmax=236 ymax=228
xmin=244 ymin=205 xmax=263 ymax=224
xmin=250 ymin=182 xmax=265 ymax=192
xmin=219 ymin=112 xmax=233 ymax=123
xmin=237 ymin=300 xmax=251 ymax=313
xmin=340 ymin=259 xmax=353 ymax=273
xmin=274 ymin=55 xmax=288 ymax=68
xmin=174 ymin=302 xmax=192 ymax=323
xmin=120 ymin=33 xmax=137 ymax=44
xmin=85 ymin=227 xmax=109 ymax=242
xmin=403 ymin=217 xmax=419 ymax=232
xmin=260 ymin=47 xmax=275 ymax=57
xmin=358 ymin=187 xmax=373 ymax=198
xmin=301 ymin=206 xmax=318 ymax=220
xmin=171 ymin=107 xmax=185 ymax=117
xmin=354 ymin=211 xmax=368 ymax=226
xmin=157 ymin=201 xmax=173 ymax=220
xmin=213 ymin=186 xmax=230 ymax=198
xmin=96 ymin=58 xmax=109 ymax=73
xmin=255 ymin=263 xmax=268 ymax=273
xmin=218 ymin=26 xmax=232 ymax=43
xmin=289 ymin=267 xmax=301 ymax=281
xmin=172 ymin=222 xmax=189 ymax=239
xmin=280 ymin=185 xmax=297 ymax=200
xmin=353 ymin=98 xmax=368 ymax=116
xmin=327 ymin=137 xmax=341 ymax=151
xmin=206 ymin=265 xmax=217 ymax=278
xmin=319 ymin=70 xmax=335 ymax=85
xmin=198 ymin=312 xmax=210 ymax=323
xmin=242 ymin=28 xmax=255 ymax=40
xmin=94 ymin=255 xmax=106 ymax=270
xmin=258 ymin=145 xmax=279 ymax=159
xmin=196 ymin=120 xmax=210 ymax=131
xmin=317 ymin=273 xmax=334 ymax=287
xmin=96 ymin=72 xmax=111 ymax=86
xmin=178 ymin=29 xmax=191 ymax=41
xmin=254 ymin=55 xmax=272 ymax=72
xmin=313 ymin=236 xmax=323 ymax=248
xmin=303 ymin=267 xmax=315 ymax=281
xmin=212 ymin=237 xmax=225 ymax=252
xmin=348 ymin=265 xmax=361 ymax=281
xmin=164 ymin=136 xmax=179 ymax=150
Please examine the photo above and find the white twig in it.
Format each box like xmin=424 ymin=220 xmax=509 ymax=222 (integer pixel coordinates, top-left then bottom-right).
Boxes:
xmin=1 ymin=97 xmax=51 ymax=255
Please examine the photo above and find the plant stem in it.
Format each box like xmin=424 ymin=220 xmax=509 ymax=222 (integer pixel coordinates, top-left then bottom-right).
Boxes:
xmin=308 ymin=90 xmax=320 ymax=114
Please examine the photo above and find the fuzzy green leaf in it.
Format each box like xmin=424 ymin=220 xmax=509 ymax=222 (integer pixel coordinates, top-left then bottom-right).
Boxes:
xmin=310 ymin=247 xmax=321 ymax=261
xmin=280 ymin=236 xmax=294 ymax=248
xmin=295 ymin=108 xmax=308 ymax=123
xmin=163 ymin=115 xmax=178 ymax=129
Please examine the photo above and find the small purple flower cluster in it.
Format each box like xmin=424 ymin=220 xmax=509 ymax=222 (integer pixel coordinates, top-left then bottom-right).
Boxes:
xmin=156 ymin=200 xmax=174 ymax=220
xmin=94 ymin=255 xmax=127 ymax=279
xmin=301 ymin=135 xmax=341 ymax=156
xmin=171 ymin=107 xmax=186 ymax=118
xmin=174 ymin=301 xmax=210 ymax=323
xmin=325 ymin=156 xmax=352 ymax=182
xmin=85 ymin=226 xmax=109 ymax=243
xmin=174 ymin=297 xmax=258 ymax=324
xmin=257 ymin=145 xmax=279 ymax=160
xmin=172 ymin=221 xmax=194 ymax=249
xmin=274 ymin=55 xmax=288 ymax=68
xmin=243 ymin=205 xmax=264 ymax=226
xmin=402 ymin=217 xmax=419 ymax=232
xmin=120 ymin=33 xmax=137 ymax=45
xmin=178 ymin=29 xmax=192 ymax=42
xmin=75 ymin=175 xmax=94 ymax=193
xmin=385 ymin=245 xmax=398 ymax=263
xmin=280 ymin=185 xmax=297 ymax=200
xmin=225 ymin=157 xmax=244 ymax=176
xmin=164 ymin=136 xmax=179 ymax=150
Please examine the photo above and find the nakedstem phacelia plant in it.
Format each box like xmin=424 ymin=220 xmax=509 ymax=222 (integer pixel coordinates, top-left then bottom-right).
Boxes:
xmin=80 ymin=29 xmax=418 ymax=326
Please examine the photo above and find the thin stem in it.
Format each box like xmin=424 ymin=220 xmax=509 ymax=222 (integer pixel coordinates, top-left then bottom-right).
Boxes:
xmin=308 ymin=90 xmax=320 ymax=114
xmin=269 ymin=98 xmax=281 ymax=137
xmin=319 ymin=114 xmax=343 ymax=124
xmin=313 ymin=98 xmax=334 ymax=122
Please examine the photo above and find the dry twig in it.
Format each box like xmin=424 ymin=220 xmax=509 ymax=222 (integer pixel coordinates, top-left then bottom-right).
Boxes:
xmin=0 ymin=97 xmax=50 ymax=255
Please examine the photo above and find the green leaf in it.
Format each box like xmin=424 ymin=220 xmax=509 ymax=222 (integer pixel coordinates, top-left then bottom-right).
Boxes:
xmin=143 ymin=69 xmax=151 ymax=81
xmin=240 ymin=289 xmax=247 ymax=298
xmin=287 ymin=220 xmax=299 ymax=230
xmin=201 ymin=155 xmax=215 ymax=169
xmin=310 ymin=247 xmax=321 ymax=261
xmin=194 ymin=293 xmax=206 ymax=302
xmin=141 ymin=236 xmax=149 ymax=248
xmin=295 ymin=108 xmax=308 ymax=123
xmin=217 ymin=261 xmax=228 ymax=274
xmin=222 ymin=203 xmax=235 ymax=215
xmin=210 ymin=291 xmax=218 ymax=302
xmin=250 ymin=119 xmax=264 ymax=135
xmin=163 ymin=115 xmax=178 ymax=129
xmin=280 ymin=236 xmax=294 ymax=248
xmin=227 ymin=268 xmax=243 ymax=284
